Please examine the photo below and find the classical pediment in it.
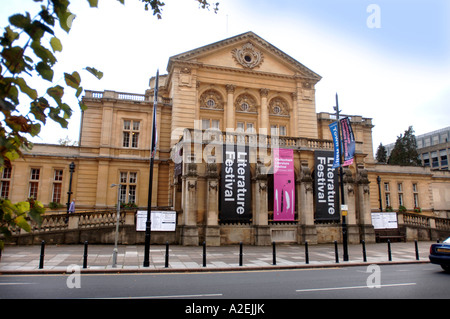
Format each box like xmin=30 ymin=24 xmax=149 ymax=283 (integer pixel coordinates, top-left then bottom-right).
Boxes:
xmin=167 ymin=31 xmax=321 ymax=82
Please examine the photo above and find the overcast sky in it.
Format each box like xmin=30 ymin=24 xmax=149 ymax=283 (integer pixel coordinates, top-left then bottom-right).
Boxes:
xmin=1 ymin=0 xmax=449 ymax=152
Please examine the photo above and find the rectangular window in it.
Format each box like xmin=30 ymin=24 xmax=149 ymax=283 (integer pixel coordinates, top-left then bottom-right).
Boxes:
xmin=397 ymin=183 xmax=404 ymax=207
xmin=52 ymin=169 xmax=63 ymax=203
xmin=384 ymin=182 xmax=390 ymax=208
xmin=118 ymin=171 xmax=138 ymax=204
xmin=413 ymin=183 xmax=419 ymax=208
xmin=440 ymin=149 xmax=448 ymax=167
xmin=203 ymin=119 xmax=220 ymax=130
xmin=122 ymin=120 xmax=140 ymax=148
xmin=432 ymin=151 xmax=439 ymax=168
xmin=270 ymin=124 xmax=287 ymax=136
xmin=29 ymin=168 xmax=40 ymax=199
xmin=1 ymin=167 xmax=12 ymax=199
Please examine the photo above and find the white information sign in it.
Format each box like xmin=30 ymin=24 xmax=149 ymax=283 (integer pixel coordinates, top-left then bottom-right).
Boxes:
xmin=136 ymin=210 xmax=177 ymax=231
xmin=371 ymin=212 xmax=398 ymax=229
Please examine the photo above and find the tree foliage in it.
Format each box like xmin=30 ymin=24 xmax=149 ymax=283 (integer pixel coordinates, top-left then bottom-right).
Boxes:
xmin=0 ymin=0 xmax=219 ymax=247
xmin=387 ymin=126 xmax=421 ymax=166
xmin=375 ymin=143 xmax=387 ymax=163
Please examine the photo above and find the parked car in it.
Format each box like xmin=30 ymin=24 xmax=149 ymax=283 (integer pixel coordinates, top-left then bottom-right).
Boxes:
xmin=429 ymin=237 xmax=450 ymax=273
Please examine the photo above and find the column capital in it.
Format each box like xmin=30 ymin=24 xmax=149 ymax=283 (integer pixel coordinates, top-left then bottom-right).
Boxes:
xmin=260 ymin=88 xmax=269 ymax=97
xmin=226 ymin=84 xmax=236 ymax=93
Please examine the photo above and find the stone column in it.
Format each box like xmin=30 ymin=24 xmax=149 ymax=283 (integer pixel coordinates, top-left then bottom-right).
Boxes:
xmin=356 ymin=164 xmax=376 ymax=243
xmin=226 ymin=85 xmax=235 ymax=131
xmin=343 ymin=168 xmax=360 ymax=244
xmin=205 ymin=163 xmax=220 ymax=246
xmin=297 ymin=160 xmax=317 ymax=244
xmin=260 ymin=89 xmax=269 ymax=132
xmin=253 ymin=163 xmax=271 ymax=245
xmin=181 ymin=163 xmax=199 ymax=246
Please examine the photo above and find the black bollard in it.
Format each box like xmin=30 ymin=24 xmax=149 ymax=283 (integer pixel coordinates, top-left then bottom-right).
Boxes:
xmin=272 ymin=241 xmax=276 ymax=265
xmin=361 ymin=240 xmax=367 ymax=262
xmin=203 ymin=241 xmax=206 ymax=267
xmin=415 ymin=240 xmax=419 ymax=260
xmin=304 ymin=241 xmax=309 ymax=264
xmin=39 ymin=240 xmax=45 ymax=269
xmin=239 ymin=242 xmax=243 ymax=266
xmin=334 ymin=241 xmax=339 ymax=263
xmin=387 ymin=239 xmax=392 ymax=261
xmin=83 ymin=241 xmax=88 ymax=269
xmin=165 ymin=241 xmax=169 ymax=268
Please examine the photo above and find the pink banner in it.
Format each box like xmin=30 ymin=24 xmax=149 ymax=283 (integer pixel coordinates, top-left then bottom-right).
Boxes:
xmin=273 ymin=148 xmax=295 ymax=221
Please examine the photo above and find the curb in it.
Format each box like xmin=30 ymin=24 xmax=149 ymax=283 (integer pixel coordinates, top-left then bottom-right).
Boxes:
xmin=0 ymin=260 xmax=430 ymax=275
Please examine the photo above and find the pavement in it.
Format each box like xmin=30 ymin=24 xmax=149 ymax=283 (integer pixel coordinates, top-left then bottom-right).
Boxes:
xmin=0 ymin=241 xmax=435 ymax=274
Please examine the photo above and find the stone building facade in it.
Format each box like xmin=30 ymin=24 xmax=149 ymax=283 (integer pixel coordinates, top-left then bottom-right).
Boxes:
xmin=4 ymin=32 xmax=450 ymax=245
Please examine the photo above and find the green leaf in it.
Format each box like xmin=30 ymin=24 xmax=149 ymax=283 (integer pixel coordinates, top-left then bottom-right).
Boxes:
xmin=2 ymin=26 xmax=20 ymax=46
xmin=59 ymin=11 xmax=76 ymax=33
xmin=30 ymin=97 xmax=50 ymax=124
xmin=88 ymin=0 xmax=99 ymax=7
xmin=75 ymin=86 xmax=83 ymax=98
xmin=9 ymin=13 xmax=31 ymax=29
xmin=47 ymin=85 xmax=64 ymax=105
xmin=64 ymin=71 xmax=81 ymax=89
xmin=50 ymin=36 xmax=63 ymax=52
xmin=36 ymin=62 xmax=54 ymax=81
xmin=15 ymin=77 xmax=38 ymax=100
xmin=1 ymin=46 xmax=26 ymax=74
xmin=29 ymin=200 xmax=44 ymax=225
xmin=31 ymin=40 xmax=57 ymax=65
xmin=85 ymin=66 xmax=103 ymax=79
xmin=15 ymin=215 xmax=31 ymax=232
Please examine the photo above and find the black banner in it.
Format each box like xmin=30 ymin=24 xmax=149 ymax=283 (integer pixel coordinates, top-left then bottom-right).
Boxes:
xmin=314 ymin=150 xmax=340 ymax=221
xmin=220 ymin=143 xmax=252 ymax=221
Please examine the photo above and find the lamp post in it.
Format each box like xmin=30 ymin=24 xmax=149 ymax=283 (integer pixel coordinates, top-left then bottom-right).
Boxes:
xmin=334 ymin=94 xmax=349 ymax=262
xmin=143 ymin=70 xmax=159 ymax=267
xmin=66 ymin=162 xmax=75 ymax=214
xmin=110 ymin=183 xmax=121 ymax=268
xmin=377 ymin=176 xmax=383 ymax=211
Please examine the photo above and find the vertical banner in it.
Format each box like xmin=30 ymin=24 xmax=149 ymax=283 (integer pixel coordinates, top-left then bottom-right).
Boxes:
xmin=340 ymin=117 xmax=355 ymax=166
xmin=220 ymin=143 xmax=252 ymax=221
xmin=273 ymin=148 xmax=295 ymax=221
xmin=314 ymin=150 xmax=340 ymax=221
xmin=328 ymin=121 xmax=340 ymax=169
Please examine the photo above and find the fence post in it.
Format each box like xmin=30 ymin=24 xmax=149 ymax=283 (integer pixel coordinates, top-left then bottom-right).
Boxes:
xmin=165 ymin=241 xmax=169 ymax=268
xmin=334 ymin=240 xmax=339 ymax=263
xmin=239 ymin=242 xmax=243 ymax=266
xmin=361 ymin=240 xmax=367 ymax=262
xmin=39 ymin=240 xmax=45 ymax=269
xmin=387 ymin=239 xmax=392 ymax=261
xmin=272 ymin=241 xmax=276 ymax=265
xmin=415 ymin=240 xmax=419 ymax=260
xmin=203 ymin=241 xmax=206 ymax=267
xmin=305 ymin=241 xmax=309 ymax=264
xmin=83 ymin=241 xmax=88 ymax=269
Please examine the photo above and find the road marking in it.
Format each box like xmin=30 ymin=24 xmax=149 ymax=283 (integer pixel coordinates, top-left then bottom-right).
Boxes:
xmin=0 ymin=282 xmax=37 ymax=285
xmin=91 ymin=293 xmax=223 ymax=299
xmin=296 ymin=283 xmax=416 ymax=293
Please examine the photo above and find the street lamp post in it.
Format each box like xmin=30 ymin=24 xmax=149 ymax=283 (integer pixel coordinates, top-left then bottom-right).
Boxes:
xmin=377 ymin=176 xmax=383 ymax=212
xmin=66 ymin=162 xmax=75 ymax=214
xmin=111 ymin=183 xmax=121 ymax=268
xmin=334 ymin=94 xmax=349 ymax=262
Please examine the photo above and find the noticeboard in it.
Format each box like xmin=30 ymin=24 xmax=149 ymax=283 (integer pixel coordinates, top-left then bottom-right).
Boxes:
xmin=371 ymin=212 xmax=398 ymax=229
xmin=136 ymin=210 xmax=177 ymax=232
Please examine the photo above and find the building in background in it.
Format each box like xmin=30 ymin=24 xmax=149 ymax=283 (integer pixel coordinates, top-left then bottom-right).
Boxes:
xmin=385 ymin=126 xmax=450 ymax=170
xmin=5 ymin=32 xmax=450 ymax=245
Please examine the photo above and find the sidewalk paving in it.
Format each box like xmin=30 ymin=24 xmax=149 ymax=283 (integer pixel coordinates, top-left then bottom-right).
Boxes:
xmin=0 ymin=241 xmax=433 ymax=274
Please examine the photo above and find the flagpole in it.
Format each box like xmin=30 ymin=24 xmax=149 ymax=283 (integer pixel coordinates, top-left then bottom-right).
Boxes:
xmin=143 ymin=70 xmax=159 ymax=267
xmin=334 ymin=93 xmax=349 ymax=262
